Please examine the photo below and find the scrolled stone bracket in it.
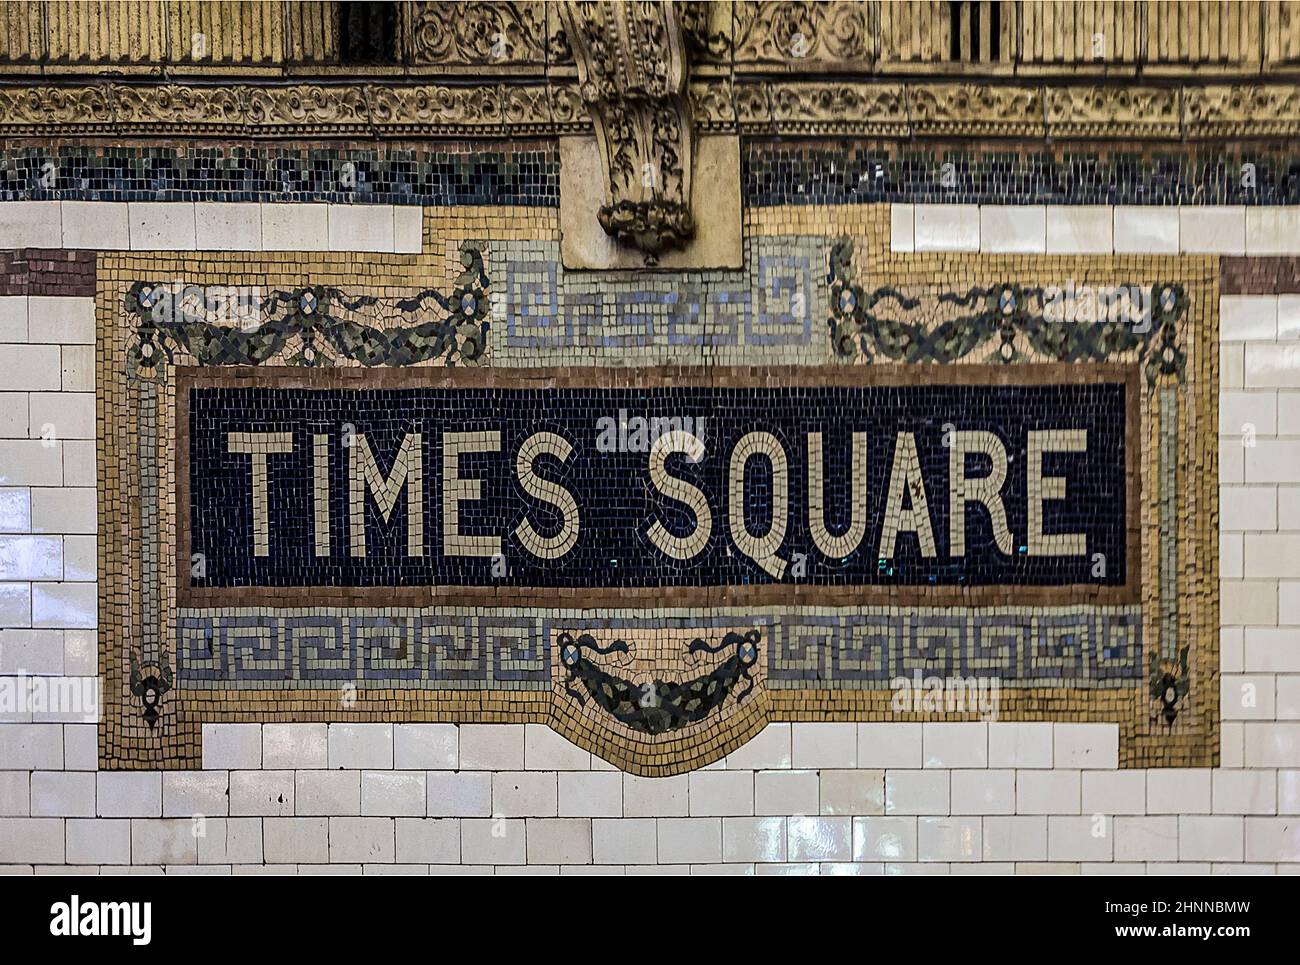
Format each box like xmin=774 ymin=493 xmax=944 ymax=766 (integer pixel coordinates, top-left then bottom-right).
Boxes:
xmin=561 ymin=0 xmax=696 ymax=263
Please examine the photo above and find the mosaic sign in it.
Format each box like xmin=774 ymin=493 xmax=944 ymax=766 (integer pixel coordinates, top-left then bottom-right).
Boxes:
xmin=180 ymin=369 xmax=1136 ymax=600
xmin=96 ymin=202 xmax=1218 ymax=775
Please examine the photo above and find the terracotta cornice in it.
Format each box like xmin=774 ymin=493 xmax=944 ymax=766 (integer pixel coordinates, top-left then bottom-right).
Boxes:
xmin=1 ymin=79 xmax=1298 ymax=140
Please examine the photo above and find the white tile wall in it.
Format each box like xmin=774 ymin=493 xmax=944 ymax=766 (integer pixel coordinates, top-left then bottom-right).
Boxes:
xmin=0 ymin=201 xmax=422 ymax=254
xmin=2 ymin=226 xmax=1299 ymax=874
xmin=890 ymin=203 xmax=1300 ymax=256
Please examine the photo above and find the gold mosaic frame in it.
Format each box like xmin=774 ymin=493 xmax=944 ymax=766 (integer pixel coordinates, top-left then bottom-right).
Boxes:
xmin=96 ymin=203 xmax=1218 ymax=774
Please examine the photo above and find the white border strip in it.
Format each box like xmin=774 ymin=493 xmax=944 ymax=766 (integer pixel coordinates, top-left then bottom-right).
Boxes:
xmin=891 ymin=204 xmax=1300 ymax=256
xmin=0 ymin=200 xmax=422 ymax=254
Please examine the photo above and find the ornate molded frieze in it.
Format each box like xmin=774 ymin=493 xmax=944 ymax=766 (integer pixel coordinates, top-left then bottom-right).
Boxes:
xmin=561 ymin=0 xmax=696 ymax=262
xmin=1 ymin=79 xmax=1296 ymax=139
xmin=1046 ymin=86 xmax=1182 ymax=139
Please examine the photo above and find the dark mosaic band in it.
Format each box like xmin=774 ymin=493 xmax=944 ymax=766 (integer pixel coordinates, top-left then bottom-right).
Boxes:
xmin=3 ymin=141 xmax=1299 ymax=207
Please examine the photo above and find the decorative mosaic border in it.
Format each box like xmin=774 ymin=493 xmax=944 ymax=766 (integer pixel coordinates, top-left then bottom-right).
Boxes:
xmin=175 ymin=605 xmax=1144 ymax=690
xmin=96 ymin=202 xmax=1218 ymax=773
xmin=4 ymin=140 xmax=1300 ymax=208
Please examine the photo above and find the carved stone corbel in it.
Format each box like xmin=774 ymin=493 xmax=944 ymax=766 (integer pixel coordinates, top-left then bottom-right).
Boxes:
xmin=561 ymin=0 xmax=695 ymax=262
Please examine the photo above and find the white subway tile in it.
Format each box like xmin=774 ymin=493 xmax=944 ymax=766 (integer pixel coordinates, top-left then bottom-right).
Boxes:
xmin=30 ymin=487 xmax=95 ymax=534
xmin=0 ymin=817 xmax=63 ymax=863
xmin=1214 ymin=770 xmax=1276 ymax=815
xmin=657 ymin=817 xmax=721 ymax=863
xmin=261 ymin=203 xmax=329 ymax=251
xmin=66 ymin=818 xmax=131 ymax=864
xmin=1148 ymin=769 xmax=1212 ymax=814
xmin=1180 ymin=815 xmax=1244 ymax=862
xmin=1247 ymin=207 xmax=1300 ymax=255
xmin=979 ymin=205 xmax=1045 ymax=253
xmin=526 ymin=817 xmax=591 ymax=864
xmin=0 ymin=538 xmax=63 ymax=582
xmin=724 ymin=723 xmax=790 ymax=769
xmin=1114 ymin=816 xmax=1178 ymax=861
xmin=558 ymin=772 xmax=621 ymax=817
xmin=30 ymin=582 xmax=95 ymax=628
xmin=29 ymin=771 xmax=94 ymax=816
xmin=393 ymin=723 xmax=457 ymax=769
xmin=889 ymin=204 xmax=914 ymax=252
xmin=524 ymin=724 xmax=590 ymax=770
xmin=201 ymin=723 xmax=262 ymax=769
xmin=61 ymin=201 xmax=129 ymax=249
xmin=1017 ymin=770 xmax=1080 ymax=814
xmin=195 ymin=202 xmax=262 ymax=250
xmin=788 ymin=815 xmax=851 ymax=861
xmin=1245 ymin=817 xmax=1300 ymax=862
xmin=327 ymin=723 xmax=393 ymax=769
xmin=456 ymin=723 xmax=522 ymax=770
xmin=791 ymin=722 xmax=857 ymax=768
xmin=162 ymin=771 xmax=229 ymax=817
xmin=262 ymin=722 xmax=327 ymax=769
xmin=1180 ymin=205 xmax=1245 ymax=254
xmin=361 ymin=771 xmax=424 ymax=816
xmin=395 ymin=817 xmax=460 ymax=864
xmin=981 ymin=816 xmax=1047 ymax=861
xmin=329 ymin=816 xmax=395 ymax=863
xmin=1114 ymin=206 xmax=1178 ymax=254
xmin=723 ymin=816 xmax=786 ymax=862
xmin=1082 ymin=770 xmax=1146 ymax=815
xmin=819 ymin=769 xmax=885 ymax=815
xmin=262 ymin=817 xmax=328 ymax=864
xmin=0 ymin=346 xmax=62 ymax=391
xmin=426 ymin=771 xmax=491 ymax=817
xmin=988 ymin=722 xmax=1053 ymax=768
xmin=914 ymin=204 xmax=979 ymax=252
xmin=0 ymin=202 xmax=61 ymax=248
xmin=492 ymin=771 xmax=557 ymax=817
xmin=0 ymin=296 xmax=26 ymax=342
xmin=623 ymin=773 xmax=688 ymax=817
xmin=20 ymin=297 xmax=86 ymax=341
xmin=592 ymin=817 xmax=655 ymax=864
xmin=329 ymin=204 xmax=394 ymax=252
xmin=1048 ymin=815 xmax=1112 ymax=861
xmin=1046 ymin=206 xmax=1112 ymax=253
xmin=885 ymin=770 xmax=948 ymax=815
xmin=858 ymin=722 xmax=922 ymax=768
xmin=918 ymin=815 xmax=981 ymax=861
xmin=128 ymin=201 xmax=197 ymax=250
xmin=923 ymin=723 xmax=987 ymax=768
xmin=1053 ymin=723 xmax=1118 ymax=769
xmin=295 ymin=770 xmax=359 ymax=816
xmin=950 ymin=770 xmax=1015 ymax=814
xmin=754 ymin=769 xmax=818 ymax=816
xmin=96 ymin=771 xmax=161 ymax=817
xmin=688 ymin=770 xmax=753 ymax=816
xmin=393 ymin=205 xmax=423 ymax=254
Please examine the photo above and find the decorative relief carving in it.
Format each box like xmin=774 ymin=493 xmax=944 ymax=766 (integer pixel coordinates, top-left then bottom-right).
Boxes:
xmin=1183 ymin=84 xmax=1300 ymax=137
xmin=0 ymin=79 xmax=1292 ymax=139
xmin=406 ymin=0 xmax=551 ymax=66
xmin=908 ymin=84 xmax=1044 ymax=137
xmin=731 ymin=0 xmax=875 ymax=68
xmin=562 ymin=0 xmax=696 ymax=262
xmin=765 ymin=82 xmax=907 ymax=135
xmin=1046 ymin=86 xmax=1182 ymax=138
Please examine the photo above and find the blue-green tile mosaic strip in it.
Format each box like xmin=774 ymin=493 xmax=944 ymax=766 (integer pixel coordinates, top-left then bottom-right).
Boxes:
xmin=0 ymin=144 xmax=559 ymax=206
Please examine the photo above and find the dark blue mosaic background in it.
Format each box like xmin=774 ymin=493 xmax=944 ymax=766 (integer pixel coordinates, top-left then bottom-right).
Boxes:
xmin=188 ymin=382 xmax=1128 ymax=589
xmin=0 ymin=145 xmax=559 ymax=206
xmin=3 ymin=142 xmax=1299 ymax=206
